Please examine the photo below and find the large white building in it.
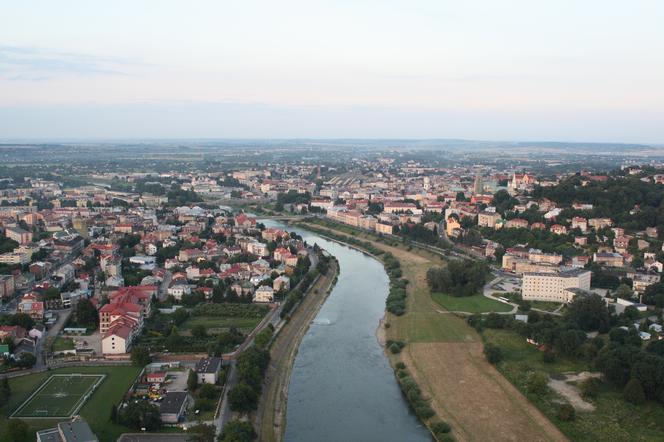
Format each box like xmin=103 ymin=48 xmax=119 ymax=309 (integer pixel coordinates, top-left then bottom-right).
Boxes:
xmin=521 ymin=269 xmax=591 ymax=303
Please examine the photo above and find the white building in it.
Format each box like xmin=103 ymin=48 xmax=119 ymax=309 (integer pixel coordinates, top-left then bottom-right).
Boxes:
xmin=521 ymin=269 xmax=591 ymax=303
xmin=101 ymin=325 xmax=132 ymax=354
xmin=129 ymin=255 xmax=157 ymax=270
xmin=253 ymin=285 xmax=274 ymax=303
xmin=167 ymin=283 xmax=191 ymax=300
xmin=195 ymin=357 xmax=222 ymax=384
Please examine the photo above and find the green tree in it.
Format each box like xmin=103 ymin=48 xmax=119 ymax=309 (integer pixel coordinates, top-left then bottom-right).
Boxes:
xmin=2 ymin=419 xmax=30 ymax=442
xmin=228 ymin=382 xmax=258 ymax=413
xmin=526 ymin=372 xmax=549 ymax=396
xmin=615 ymin=284 xmax=634 ymax=300
xmin=198 ymin=383 xmax=217 ymax=400
xmin=172 ymin=308 xmax=190 ymax=325
xmin=191 ymin=324 xmax=208 ymax=338
xmin=187 ymin=423 xmax=216 ymax=442
xmin=579 ymin=377 xmax=599 ymax=399
xmin=219 ymin=420 xmax=256 ymax=442
xmin=16 ymin=352 xmax=36 ymax=368
xmin=131 ymin=346 xmax=152 ymax=367
xmin=75 ymin=298 xmax=99 ymax=327
xmin=483 ymin=343 xmax=502 ymax=364
xmin=597 ymin=345 xmax=640 ymax=386
xmin=0 ymin=376 xmax=10 ymax=407
xmin=8 ymin=313 xmax=34 ymax=331
xmin=119 ymin=401 xmax=161 ymax=430
xmin=623 ymin=378 xmax=646 ymax=404
xmin=557 ymin=403 xmax=576 ymax=421
xmin=165 ymin=326 xmax=184 ymax=350
xmin=254 ymin=328 xmax=272 ymax=349
xmin=565 ymin=294 xmax=610 ymax=331
xmin=44 ymin=286 xmax=61 ymax=300
xmin=187 ymin=369 xmax=198 ymax=391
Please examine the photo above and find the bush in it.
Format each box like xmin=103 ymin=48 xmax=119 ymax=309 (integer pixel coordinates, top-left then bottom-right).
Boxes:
xmin=395 ymin=362 xmax=406 ymax=370
xmin=415 ymin=404 xmax=435 ymax=419
xmin=623 ymin=378 xmax=646 ymax=405
xmin=557 ymin=403 xmax=576 ymax=421
xmin=431 ymin=421 xmax=451 ymax=434
xmin=579 ymin=377 xmax=599 ymax=399
xmin=542 ymin=350 xmax=556 ymax=364
xmin=526 ymin=372 xmax=549 ymax=396
xmin=483 ymin=343 xmax=502 ymax=364
xmin=387 ymin=340 xmax=406 ymax=354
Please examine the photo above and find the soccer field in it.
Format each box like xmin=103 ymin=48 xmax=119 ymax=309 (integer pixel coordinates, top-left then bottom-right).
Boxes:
xmin=11 ymin=374 xmax=106 ymax=418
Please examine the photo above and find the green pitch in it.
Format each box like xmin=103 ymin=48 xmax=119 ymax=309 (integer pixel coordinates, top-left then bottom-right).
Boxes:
xmin=11 ymin=374 xmax=106 ymax=418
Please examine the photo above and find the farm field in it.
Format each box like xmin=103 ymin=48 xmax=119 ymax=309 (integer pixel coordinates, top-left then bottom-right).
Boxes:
xmin=181 ymin=315 xmax=262 ymax=333
xmin=0 ymin=366 xmax=141 ymax=442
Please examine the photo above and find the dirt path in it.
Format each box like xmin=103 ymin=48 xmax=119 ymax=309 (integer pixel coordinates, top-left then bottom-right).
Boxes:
xmin=254 ymin=260 xmax=339 ymax=442
xmin=548 ymin=372 xmax=601 ymax=412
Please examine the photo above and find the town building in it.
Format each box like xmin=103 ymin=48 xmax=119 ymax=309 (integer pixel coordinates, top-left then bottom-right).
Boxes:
xmin=196 ymin=356 xmax=222 ymax=384
xmin=521 ymin=269 xmax=592 ymax=303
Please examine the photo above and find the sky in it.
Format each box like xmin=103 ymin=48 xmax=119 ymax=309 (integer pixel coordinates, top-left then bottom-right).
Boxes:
xmin=1 ymin=0 xmax=663 ymax=142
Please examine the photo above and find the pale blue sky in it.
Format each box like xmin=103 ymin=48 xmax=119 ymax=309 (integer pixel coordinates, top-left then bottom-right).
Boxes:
xmin=1 ymin=0 xmax=663 ymax=142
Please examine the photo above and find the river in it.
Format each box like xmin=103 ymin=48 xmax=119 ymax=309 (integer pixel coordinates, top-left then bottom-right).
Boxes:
xmin=263 ymin=220 xmax=431 ymax=442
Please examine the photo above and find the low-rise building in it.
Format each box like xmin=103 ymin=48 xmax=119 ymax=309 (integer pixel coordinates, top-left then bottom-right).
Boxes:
xmin=159 ymin=391 xmax=189 ymax=423
xmin=254 ymin=285 xmax=274 ymax=303
xmin=0 ymin=274 xmax=15 ymax=299
xmin=521 ymin=269 xmax=591 ymax=303
xmin=36 ymin=418 xmax=98 ymax=442
xmin=196 ymin=356 xmax=222 ymax=384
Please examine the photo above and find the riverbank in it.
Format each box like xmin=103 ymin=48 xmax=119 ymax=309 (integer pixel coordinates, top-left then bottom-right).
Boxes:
xmin=254 ymin=258 xmax=339 ymax=442
xmin=300 ymin=220 xmax=568 ymax=442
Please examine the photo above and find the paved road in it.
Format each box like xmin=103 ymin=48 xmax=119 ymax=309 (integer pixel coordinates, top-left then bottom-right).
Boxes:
xmin=158 ymin=270 xmax=172 ymax=301
xmin=38 ymin=308 xmax=72 ymax=368
xmin=214 ymin=303 xmax=283 ymax=435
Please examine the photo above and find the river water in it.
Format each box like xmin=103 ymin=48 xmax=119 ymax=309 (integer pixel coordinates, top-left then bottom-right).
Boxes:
xmin=263 ymin=221 xmax=430 ymax=442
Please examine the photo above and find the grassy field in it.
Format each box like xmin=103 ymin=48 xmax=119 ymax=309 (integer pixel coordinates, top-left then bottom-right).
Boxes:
xmin=432 ymin=292 xmax=513 ymax=313
xmin=52 ymin=337 xmax=76 ymax=352
xmin=0 ymin=366 xmax=141 ymax=442
xmin=12 ymin=374 xmax=104 ymax=418
xmin=483 ymin=328 xmax=664 ymax=441
xmin=181 ymin=316 xmax=262 ymax=334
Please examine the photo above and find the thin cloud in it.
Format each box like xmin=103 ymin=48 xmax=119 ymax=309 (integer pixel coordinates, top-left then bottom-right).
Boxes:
xmin=0 ymin=44 xmax=146 ymax=80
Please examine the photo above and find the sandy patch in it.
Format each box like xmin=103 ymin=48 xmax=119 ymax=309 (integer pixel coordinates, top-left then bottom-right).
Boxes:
xmin=548 ymin=372 xmax=601 ymax=412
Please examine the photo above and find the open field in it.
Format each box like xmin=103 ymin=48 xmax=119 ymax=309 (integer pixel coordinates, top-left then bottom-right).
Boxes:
xmin=52 ymin=337 xmax=76 ymax=352
xmin=0 ymin=366 xmax=141 ymax=442
xmin=12 ymin=374 xmax=105 ymax=418
xmin=303 ymin=221 xmax=567 ymax=441
xmin=403 ymin=342 xmax=566 ymax=441
xmin=432 ymin=292 xmax=513 ymax=313
xmin=484 ymin=329 xmax=664 ymax=441
xmin=181 ymin=316 xmax=262 ymax=333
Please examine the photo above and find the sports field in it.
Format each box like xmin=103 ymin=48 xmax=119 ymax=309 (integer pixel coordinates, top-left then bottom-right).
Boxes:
xmin=11 ymin=374 xmax=105 ymax=418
